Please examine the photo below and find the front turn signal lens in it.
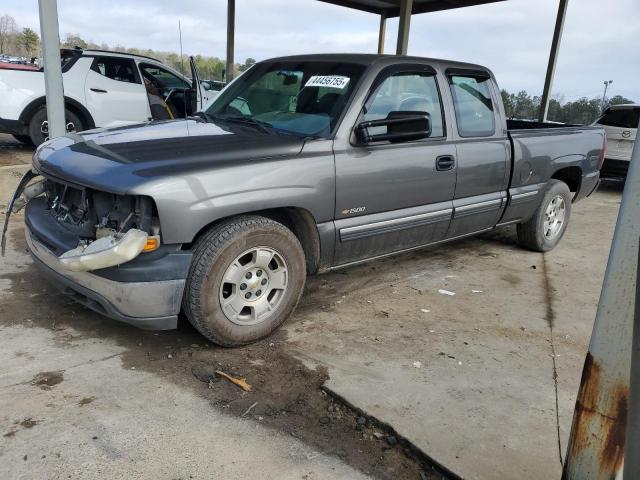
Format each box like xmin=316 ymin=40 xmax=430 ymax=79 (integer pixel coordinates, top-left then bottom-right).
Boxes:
xmin=142 ymin=236 xmax=160 ymax=252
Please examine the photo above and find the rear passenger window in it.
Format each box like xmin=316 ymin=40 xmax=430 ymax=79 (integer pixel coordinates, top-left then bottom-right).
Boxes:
xmin=91 ymin=57 xmax=139 ymax=84
xmin=364 ymin=71 xmax=445 ymax=138
xmin=449 ymin=75 xmax=495 ymax=137
xmin=596 ymin=108 xmax=640 ymax=129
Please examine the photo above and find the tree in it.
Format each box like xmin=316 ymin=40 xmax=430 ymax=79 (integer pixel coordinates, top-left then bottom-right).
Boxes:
xmin=608 ymin=95 xmax=634 ymax=107
xmin=0 ymin=14 xmax=18 ymax=54
xmin=499 ymin=89 xmax=635 ymax=125
xmin=238 ymin=57 xmax=256 ymax=72
xmin=19 ymin=27 xmax=39 ymax=58
xmin=501 ymin=89 xmax=513 ymax=118
xmin=62 ymin=33 xmax=88 ymax=49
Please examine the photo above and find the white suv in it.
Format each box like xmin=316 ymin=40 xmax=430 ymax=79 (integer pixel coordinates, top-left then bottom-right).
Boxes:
xmin=0 ymin=48 xmax=205 ymax=145
xmin=593 ymin=104 xmax=639 ymax=178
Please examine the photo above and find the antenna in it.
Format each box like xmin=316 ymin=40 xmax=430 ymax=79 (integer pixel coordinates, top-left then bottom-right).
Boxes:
xmin=178 ymin=19 xmax=185 ymax=75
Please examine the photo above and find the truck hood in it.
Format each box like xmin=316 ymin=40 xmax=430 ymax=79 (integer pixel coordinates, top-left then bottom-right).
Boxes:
xmin=33 ymin=118 xmax=306 ymax=194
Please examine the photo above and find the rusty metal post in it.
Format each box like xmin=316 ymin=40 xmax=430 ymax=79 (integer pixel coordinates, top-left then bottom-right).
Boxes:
xmin=563 ymin=121 xmax=640 ymax=479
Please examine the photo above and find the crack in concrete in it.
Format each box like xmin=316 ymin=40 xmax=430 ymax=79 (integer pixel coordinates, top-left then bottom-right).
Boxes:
xmin=542 ymin=254 xmax=564 ymax=467
xmin=0 ymin=352 xmax=123 ymax=390
xmin=322 ymin=384 xmax=461 ymax=480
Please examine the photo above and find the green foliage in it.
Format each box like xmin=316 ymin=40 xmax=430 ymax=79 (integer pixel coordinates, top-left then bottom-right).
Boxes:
xmin=608 ymin=95 xmax=634 ymax=106
xmin=238 ymin=57 xmax=256 ymax=72
xmin=19 ymin=27 xmax=39 ymax=57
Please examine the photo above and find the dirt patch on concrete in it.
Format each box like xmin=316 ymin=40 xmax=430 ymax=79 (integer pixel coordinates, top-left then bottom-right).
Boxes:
xmin=78 ymin=396 xmax=96 ymax=407
xmin=3 ymin=417 xmax=40 ymax=438
xmin=30 ymin=371 xmax=64 ymax=389
xmin=0 ymin=230 xmax=450 ymax=480
xmin=19 ymin=417 xmax=39 ymax=429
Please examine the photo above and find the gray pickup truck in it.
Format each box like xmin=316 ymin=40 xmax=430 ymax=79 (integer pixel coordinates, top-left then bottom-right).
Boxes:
xmin=3 ymin=54 xmax=604 ymax=346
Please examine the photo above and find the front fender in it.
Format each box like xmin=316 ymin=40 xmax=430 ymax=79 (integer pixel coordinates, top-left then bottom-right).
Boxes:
xmin=137 ymin=154 xmax=336 ymax=244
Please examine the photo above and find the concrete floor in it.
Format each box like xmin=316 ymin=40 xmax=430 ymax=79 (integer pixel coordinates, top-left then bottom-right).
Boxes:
xmin=291 ymin=182 xmax=620 ymax=479
xmin=0 ymin=133 xmax=623 ymax=479
xmin=0 ymin=137 xmax=372 ymax=480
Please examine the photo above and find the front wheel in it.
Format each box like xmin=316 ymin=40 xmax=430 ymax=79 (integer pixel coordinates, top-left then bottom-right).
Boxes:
xmin=517 ymin=179 xmax=572 ymax=252
xmin=183 ymin=216 xmax=306 ymax=347
xmin=28 ymin=107 xmax=84 ymax=146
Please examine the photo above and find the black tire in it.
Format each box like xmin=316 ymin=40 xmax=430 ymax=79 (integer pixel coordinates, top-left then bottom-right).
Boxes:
xmin=183 ymin=215 xmax=306 ymax=347
xmin=517 ymin=179 xmax=572 ymax=252
xmin=11 ymin=134 xmax=34 ymax=146
xmin=28 ymin=107 xmax=84 ymax=146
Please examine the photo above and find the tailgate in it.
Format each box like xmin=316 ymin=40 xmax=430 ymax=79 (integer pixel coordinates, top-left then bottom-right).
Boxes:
xmin=604 ymin=125 xmax=636 ymax=161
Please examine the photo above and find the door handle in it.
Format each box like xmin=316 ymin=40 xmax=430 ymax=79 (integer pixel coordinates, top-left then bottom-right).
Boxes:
xmin=90 ymin=88 xmax=107 ymax=93
xmin=436 ymin=155 xmax=455 ymax=171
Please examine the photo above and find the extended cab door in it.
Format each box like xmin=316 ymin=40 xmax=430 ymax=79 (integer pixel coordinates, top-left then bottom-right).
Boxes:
xmin=442 ymin=69 xmax=510 ymax=238
xmin=333 ymin=64 xmax=456 ymax=265
xmin=84 ymin=56 xmax=150 ymax=127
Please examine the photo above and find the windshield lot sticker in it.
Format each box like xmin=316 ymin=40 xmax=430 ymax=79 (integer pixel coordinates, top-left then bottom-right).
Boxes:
xmin=305 ymin=76 xmax=350 ymax=89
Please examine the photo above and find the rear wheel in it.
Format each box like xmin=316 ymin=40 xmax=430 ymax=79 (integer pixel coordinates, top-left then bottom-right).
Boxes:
xmin=28 ymin=107 xmax=84 ymax=146
xmin=183 ymin=215 xmax=306 ymax=347
xmin=12 ymin=134 xmax=34 ymax=146
xmin=517 ymin=179 xmax=572 ymax=252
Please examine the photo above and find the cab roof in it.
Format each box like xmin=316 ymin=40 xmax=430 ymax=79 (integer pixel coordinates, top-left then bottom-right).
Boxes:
xmin=262 ymin=53 xmax=491 ymax=74
xmin=608 ymin=104 xmax=640 ymax=109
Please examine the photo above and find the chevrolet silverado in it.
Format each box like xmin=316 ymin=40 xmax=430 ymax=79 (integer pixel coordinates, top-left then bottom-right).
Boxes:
xmin=3 ymin=54 xmax=604 ymax=346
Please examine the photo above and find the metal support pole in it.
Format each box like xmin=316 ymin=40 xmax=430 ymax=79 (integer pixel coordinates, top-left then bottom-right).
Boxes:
xmin=377 ymin=13 xmax=386 ymax=54
xmin=395 ymin=0 xmax=413 ymax=55
xmin=37 ymin=0 xmax=65 ymax=139
xmin=562 ymin=120 xmax=640 ymax=479
xmin=538 ymin=0 xmax=568 ymax=122
xmin=225 ymin=0 xmax=235 ymax=83
xmin=625 ymin=233 xmax=640 ymax=479
xmin=601 ymin=80 xmax=613 ymax=113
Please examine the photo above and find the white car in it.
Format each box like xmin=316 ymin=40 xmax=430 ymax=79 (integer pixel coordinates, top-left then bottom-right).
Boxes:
xmin=593 ymin=104 xmax=639 ymax=178
xmin=0 ymin=48 xmax=205 ymax=145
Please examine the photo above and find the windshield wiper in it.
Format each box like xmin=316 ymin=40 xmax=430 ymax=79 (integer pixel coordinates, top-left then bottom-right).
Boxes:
xmin=219 ymin=116 xmax=275 ymax=134
xmin=194 ymin=112 xmax=307 ymax=137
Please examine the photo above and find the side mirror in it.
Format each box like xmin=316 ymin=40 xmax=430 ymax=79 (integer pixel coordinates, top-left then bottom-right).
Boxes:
xmin=356 ymin=111 xmax=432 ymax=144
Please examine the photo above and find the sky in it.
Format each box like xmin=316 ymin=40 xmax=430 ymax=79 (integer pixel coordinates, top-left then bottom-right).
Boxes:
xmin=4 ymin=0 xmax=639 ymax=101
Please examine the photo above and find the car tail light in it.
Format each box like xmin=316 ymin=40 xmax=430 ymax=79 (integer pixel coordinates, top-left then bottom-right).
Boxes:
xmin=597 ymin=134 xmax=606 ymax=170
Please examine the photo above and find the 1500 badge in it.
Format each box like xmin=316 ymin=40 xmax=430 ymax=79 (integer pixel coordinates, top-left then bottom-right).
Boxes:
xmin=341 ymin=206 xmax=366 ymax=215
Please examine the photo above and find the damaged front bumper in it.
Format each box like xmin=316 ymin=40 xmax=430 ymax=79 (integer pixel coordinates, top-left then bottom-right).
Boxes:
xmin=2 ymin=163 xmax=191 ymax=332
xmin=26 ymin=226 xmax=184 ymax=330
xmin=58 ymin=228 xmax=149 ymax=272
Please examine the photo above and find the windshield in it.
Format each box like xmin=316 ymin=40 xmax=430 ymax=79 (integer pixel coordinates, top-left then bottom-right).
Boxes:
xmin=206 ymin=61 xmax=366 ymax=138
